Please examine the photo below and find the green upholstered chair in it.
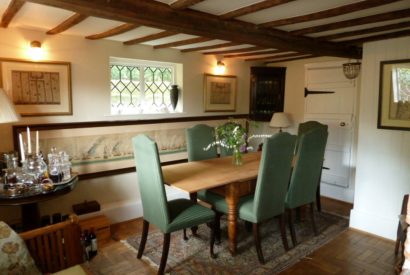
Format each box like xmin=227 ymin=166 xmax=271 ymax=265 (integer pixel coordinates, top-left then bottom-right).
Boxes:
xmin=199 ymin=132 xmax=297 ymax=264
xmin=286 ymin=126 xmax=328 ymax=247
xmin=132 ymin=134 xmax=216 ymax=275
xmin=297 ymin=121 xmax=328 ymax=211
xmin=186 ymin=124 xmax=218 ymax=161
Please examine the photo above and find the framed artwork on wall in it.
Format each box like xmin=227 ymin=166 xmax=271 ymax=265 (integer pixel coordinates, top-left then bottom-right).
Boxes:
xmin=378 ymin=59 xmax=410 ymax=130
xmin=203 ymin=73 xmax=237 ymax=112
xmin=0 ymin=58 xmax=72 ymax=116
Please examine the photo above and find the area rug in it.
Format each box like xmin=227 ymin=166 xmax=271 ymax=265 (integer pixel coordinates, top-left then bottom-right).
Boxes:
xmin=126 ymin=212 xmax=348 ymax=274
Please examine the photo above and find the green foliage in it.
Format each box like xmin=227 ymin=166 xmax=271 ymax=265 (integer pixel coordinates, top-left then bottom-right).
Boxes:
xmin=215 ymin=122 xmax=246 ymax=149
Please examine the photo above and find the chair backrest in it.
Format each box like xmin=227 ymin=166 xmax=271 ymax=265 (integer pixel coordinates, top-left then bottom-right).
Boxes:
xmin=132 ymin=134 xmax=170 ymax=231
xmin=186 ymin=124 xmax=218 ymax=161
xmin=286 ymin=127 xmax=328 ymax=209
xmin=19 ymin=214 xmax=83 ymax=273
xmin=296 ymin=120 xmax=328 ymax=151
xmin=253 ymin=132 xmax=296 ymax=221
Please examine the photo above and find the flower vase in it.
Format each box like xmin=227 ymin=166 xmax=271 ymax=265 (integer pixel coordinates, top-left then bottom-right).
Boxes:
xmin=232 ymin=147 xmax=243 ymax=166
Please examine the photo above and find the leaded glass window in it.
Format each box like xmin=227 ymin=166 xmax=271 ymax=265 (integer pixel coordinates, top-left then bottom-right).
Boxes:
xmin=110 ymin=58 xmax=176 ymax=114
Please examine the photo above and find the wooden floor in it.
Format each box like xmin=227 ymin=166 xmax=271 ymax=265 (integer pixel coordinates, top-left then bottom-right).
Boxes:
xmin=84 ymin=197 xmax=399 ymax=275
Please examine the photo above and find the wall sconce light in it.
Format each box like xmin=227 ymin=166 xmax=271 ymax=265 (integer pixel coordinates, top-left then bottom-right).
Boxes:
xmin=215 ymin=60 xmax=226 ymax=74
xmin=28 ymin=40 xmax=44 ymax=61
xmin=343 ymin=61 xmax=361 ymax=79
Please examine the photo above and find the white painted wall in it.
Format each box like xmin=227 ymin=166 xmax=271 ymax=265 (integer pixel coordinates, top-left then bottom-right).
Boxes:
xmin=0 ymin=26 xmax=258 ymax=224
xmin=350 ymin=36 xmax=410 ymax=240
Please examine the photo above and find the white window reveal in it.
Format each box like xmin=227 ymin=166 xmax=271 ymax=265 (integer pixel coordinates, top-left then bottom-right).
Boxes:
xmin=110 ymin=57 xmax=182 ymax=115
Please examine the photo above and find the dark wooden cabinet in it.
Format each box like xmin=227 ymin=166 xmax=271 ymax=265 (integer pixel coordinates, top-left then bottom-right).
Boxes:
xmin=249 ymin=67 xmax=286 ymax=121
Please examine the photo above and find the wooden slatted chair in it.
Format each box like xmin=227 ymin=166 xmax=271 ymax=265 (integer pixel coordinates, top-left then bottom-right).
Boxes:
xmin=19 ymin=214 xmax=84 ymax=274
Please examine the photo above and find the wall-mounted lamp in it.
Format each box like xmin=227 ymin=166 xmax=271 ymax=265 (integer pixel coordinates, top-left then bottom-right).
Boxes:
xmin=343 ymin=61 xmax=361 ymax=79
xmin=215 ymin=60 xmax=226 ymax=75
xmin=28 ymin=40 xmax=44 ymax=61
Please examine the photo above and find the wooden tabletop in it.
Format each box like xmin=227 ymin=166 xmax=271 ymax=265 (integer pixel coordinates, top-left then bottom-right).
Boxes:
xmin=162 ymin=151 xmax=261 ymax=193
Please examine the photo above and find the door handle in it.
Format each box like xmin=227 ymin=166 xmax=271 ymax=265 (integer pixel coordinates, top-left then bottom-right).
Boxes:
xmin=340 ymin=122 xmax=346 ymax=127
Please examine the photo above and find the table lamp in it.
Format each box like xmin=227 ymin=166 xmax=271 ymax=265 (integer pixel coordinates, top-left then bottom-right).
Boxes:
xmin=0 ymin=88 xmax=19 ymax=123
xmin=269 ymin=112 xmax=291 ymax=132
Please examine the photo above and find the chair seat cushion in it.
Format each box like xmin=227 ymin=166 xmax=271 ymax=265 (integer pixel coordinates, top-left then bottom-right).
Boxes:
xmin=199 ymin=190 xmax=258 ymax=223
xmin=166 ymin=199 xmax=215 ymax=233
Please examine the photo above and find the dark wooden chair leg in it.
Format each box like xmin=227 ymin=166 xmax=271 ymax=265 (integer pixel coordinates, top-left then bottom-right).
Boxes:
xmin=215 ymin=212 xmax=222 ymax=244
xmin=245 ymin=221 xmax=252 ymax=233
xmin=279 ymin=214 xmax=289 ymax=251
xmin=316 ymin=183 xmax=322 ymax=212
xmin=287 ymin=209 xmax=297 ymax=247
xmin=183 ymin=229 xmax=188 ymax=241
xmin=253 ymin=223 xmax=265 ymax=264
xmin=189 ymin=193 xmax=199 ymax=236
xmin=158 ymin=233 xmax=171 ymax=275
xmin=210 ymin=215 xmax=217 ymax=258
xmin=310 ymin=202 xmax=318 ymax=236
xmin=137 ymin=219 xmax=149 ymax=259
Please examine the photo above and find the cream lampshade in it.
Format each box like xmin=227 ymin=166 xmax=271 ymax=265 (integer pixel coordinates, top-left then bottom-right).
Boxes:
xmin=269 ymin=112 xmax=291 ymax=132
xmin=0 ymin=88 xmax=19 ymax=123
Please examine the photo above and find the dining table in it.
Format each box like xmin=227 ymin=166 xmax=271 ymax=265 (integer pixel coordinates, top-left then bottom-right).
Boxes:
xmin=162 ymin=151 xmax=261 ymax=255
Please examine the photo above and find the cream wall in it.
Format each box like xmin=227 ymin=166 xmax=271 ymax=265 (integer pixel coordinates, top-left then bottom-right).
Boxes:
xmin=350 ymin=36 xmax=410 ymax=240
xmin=0 ymin=27 xmax=258 ymax=224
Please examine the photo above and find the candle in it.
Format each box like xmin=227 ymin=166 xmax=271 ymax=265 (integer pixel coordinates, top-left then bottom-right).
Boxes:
xmin=27 ymin=127 xmax=32 ymax=154
xmin=36 ymin=131 xmax=39 ymax=155
xmin=19 ymin=133 xmax=25 ymax=161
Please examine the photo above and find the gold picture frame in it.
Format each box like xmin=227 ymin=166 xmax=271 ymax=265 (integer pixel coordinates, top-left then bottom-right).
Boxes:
xmin=378 ymin=59 xmax=410 ymax=130
xmin=204 ymin=73 xmax=237 ymax=112
xmin=0 ymin=58 xmax=72 ymax=116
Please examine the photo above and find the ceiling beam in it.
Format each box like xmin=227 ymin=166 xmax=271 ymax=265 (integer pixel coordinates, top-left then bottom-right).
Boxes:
xmin=245 ymin=52 xmax=303 ymax=61
xmin=260 ymin=0 xmax=401 ymax=28
xmin=170 ymin=0 xmax=204 ymax=10
xmin=341 ymin=29 xmax=410 ymax=45
xmin=25 ymin=0 xmax=361 ymax=59
xmin=220 ymin=0 xmax=296 ymax=20
xmin=204 ymin=46 xmax=266 ymax=55
xmin=291 ymin=8 xmax=410 ymax=36
xmin=1 ymin=0 xmax=25 ymax=28
xmin=86 ymin=23 xmax=138 ymax=40
xmin=154 ymin=37 xmax=212 ymax=49
xmin=46 ymin=13 xmax=88 ymax=35
xmin=180 ymin=42 xmax=238 ymax=53
xmin=264 ymin=55 xmax=315 ymax=64
xmin=317 ymin=21 xmax=410 ymax=41
xmin=224 ymin=49 xmax=283 ymax=58
xmin=124 ymin=30 xmax=177 ymax=45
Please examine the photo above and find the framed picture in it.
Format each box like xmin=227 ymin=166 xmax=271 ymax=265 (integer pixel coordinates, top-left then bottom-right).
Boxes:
xmin=203 ymin=73 xmax=237 ymax=112
xmin=0 ymin=58 xmax=72 ymax=116
xmin=13 ymin=115 xmax=247 ymax=179
xmin=378 ymin=59 xmax=410 ymax=130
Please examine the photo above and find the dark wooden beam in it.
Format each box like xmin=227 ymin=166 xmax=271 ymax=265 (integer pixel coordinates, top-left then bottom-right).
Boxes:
xmin=260 ymin=0 xmax=401 ymax=28
xmin=154 ymin=37 xmax=212 ymax=49
xmin=291 ymin=8 xmax=410 ymax=36
xmin=264 ymin=55 xmax=316 ymax=64
xmin=220 ymin=0 xmax=296 ymax=19
xmin=170 ymin=0 xmax=204 ymax=10
xmin=317 ymin=21 xmax=410 ymax=41
xmin=124 ymin=30 xmax=177 ymax=45
xmin=245 ymin=52 xmax=303 ymax=61
xmin=224 ymin=49 xmax=283 ymax=58
xmin=1 ymin=0 xmax=25 ymax=28
xmin=86 ymin=23 xmax=138 ymax=40
xmin=204 ymin=46 xmax=266 ymax=55
xmin=46 ymin=13 xmax=88 ymax=34
xmin=25 ymin=0 xmax=361 ymax=58
xmin=341 ymin=29 xmax=410 ymax=45
xmin=180 ymin=42 xmax=238 ymax=53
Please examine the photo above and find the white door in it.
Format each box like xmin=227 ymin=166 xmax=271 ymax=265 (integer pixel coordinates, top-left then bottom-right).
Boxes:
xmin=304 ymin=61 xmax=358 ymax=203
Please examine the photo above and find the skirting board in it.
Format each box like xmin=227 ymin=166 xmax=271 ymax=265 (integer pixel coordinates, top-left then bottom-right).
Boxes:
xmin=349 ymin=208 xmax=397 ymax=240
xmin=78 ymin=189 xmax=189 ymax=224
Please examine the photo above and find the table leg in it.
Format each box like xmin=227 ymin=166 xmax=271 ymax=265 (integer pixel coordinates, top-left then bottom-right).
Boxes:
xmin=189 ymin=193 xmax=199 ymax=236
xmin=225 ymin=183 xmax=240 ymax=255
xmin=21 ymin=203 xmax=40 ymax=231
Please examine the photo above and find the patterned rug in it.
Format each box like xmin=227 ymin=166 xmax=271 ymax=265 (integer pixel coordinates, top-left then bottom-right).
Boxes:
xmin=126 ymin=212 xmax=348 ymax=274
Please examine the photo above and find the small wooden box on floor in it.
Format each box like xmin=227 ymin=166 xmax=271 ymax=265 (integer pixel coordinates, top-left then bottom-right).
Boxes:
xmin=79 ymin=215 xmax=111 ymax=246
